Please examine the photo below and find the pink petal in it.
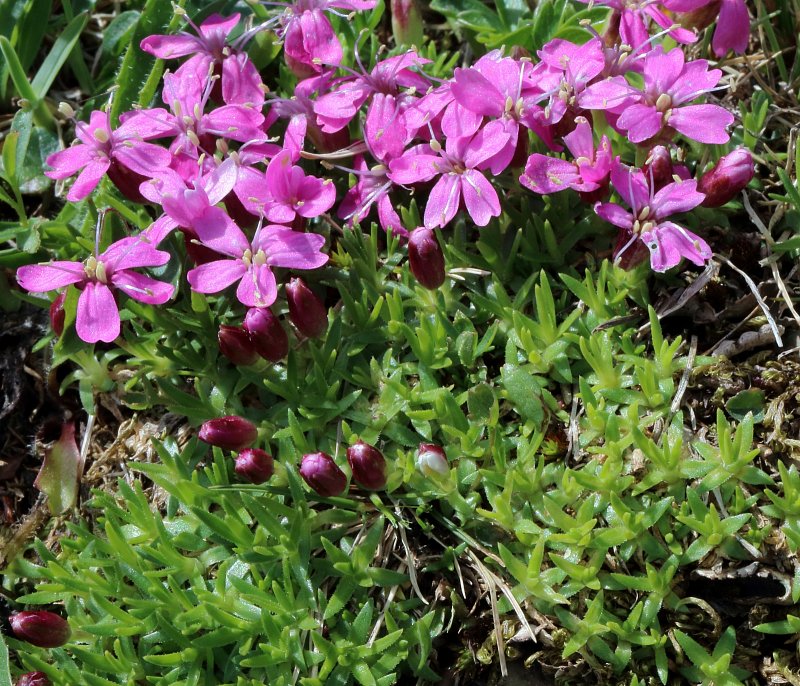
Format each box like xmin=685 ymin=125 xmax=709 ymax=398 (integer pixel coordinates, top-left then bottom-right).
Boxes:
xmin=450 ymin=67 xmax=504 ymax=118
xmin=113 ymin=141 xmax=172 ymax=176
xmin=222 ymin=52 xmax=265 ymax=107
xmin=713 ymin=0 xmax=749 ymax=56
xmin=520 ymin=155 xmax=580 ymax=194
xmin=377 ymin=195 xmax=407 ymax=237
xmin=578 ymin=77 xmax=639 ymax=111
xmin=462 ymin=120 xmax=511 ymax=169
xmin=424 ymin=174 xmax=461 ymax=229
xmin=116 ymin=109 xmax=177 ymax=139
xmin=610 ymin=163 xmax=649 ymax=211
xmin=100 ymin=236 xmax=170 ymax=272
xmin=76 ymin=282 xmax=120 ymax=343
xmin=617 ymin=104 xmax=663 ymax=143
xmin=461 ymin=171 xmax=501 ymax=226
xmin=284 ymin=10 xmax=342 ymax=71
xmin=187 ymin=259 xmax=247 ymax=294
xmin=296 ymin=178 xmax=336 ymax=218
xmin=643 ymin=48 xmax=685 ymax=96
xmin=651 ymin=179 xmax=705 ymax=218
xmin=388 ymin=150 xmax=440 ymax=185
xmin=197 ymin=13 xmax=241 ymax=41
xmin=66 ymin=158 xmax=110 ymax=201
xmin=140 ymin=34 xmax=203 ymax=59
xmin=364 ymin=94 xmax=408 ymax=162
xmin=141 ymin=215 xmax=177 ymax=246
xmin=595 ymin=202 xmax=634 ymax=229
xmin=236 ymin=264 xmax=277 ymax=308
xmin=45 ymin=144 xmax=94 ymax=180
xmin=202 ymin=105 xmax=265 ymax=142
xmin=669 ymin=104 xmax=733 ymax=144
xmin=258 ymin=226 xmax=328 ymax=270
xmin=669 ymin=60 xmax=722 ymax=105
xmin=111 ymin=271 xmax=174 ymax=304
xmin=17 ymin=261 xmax=85 ymax=292
xmin=619 ymin=9 xmax=650 ymax=49
xmin=204 ymin=158 xmax=239 ymax=205
xmin=192 ymin=206 xmax=250 ymax=257
xmin=441 ymin=101 xmax=483 ymax=140
xmin=563 ymin=117 xmax=595 ymax=160
xmin=641 ymin=222 xmax=712 ymax=272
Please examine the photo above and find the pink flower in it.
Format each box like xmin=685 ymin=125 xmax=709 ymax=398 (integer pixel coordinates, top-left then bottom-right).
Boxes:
xmin=338 ymin=155 xmax=405 ymax=237
xmin=45 ymin=111 xmax=171 ymax=201
xmin=520 ymin=117 xmax=614 ymax=195
xmin=17 ymin=235 xmax=174 ymax=343
xmin=595 ymin=162 xmax=711 ymax=272
xmin=388 ymin=124 xmax=509 ymax=228
xmin=279 ymin=0 xmax=378 ymax=77
xmin=140 ymin=13 xmax=264 ymax=106
xmin=578 ymin=48 xmax=734 ymax=145
xmin=671 ymin=0 xmax=750 ymax=56
xmin=186 ymin=223 xmax=328 ymax=307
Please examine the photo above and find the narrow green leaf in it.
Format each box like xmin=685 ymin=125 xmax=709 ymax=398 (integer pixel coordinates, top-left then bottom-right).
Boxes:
xmin=0 ymin=630 xmax=11 ymax=686
xmin=31 ymin=12 xmax=89 ymax=99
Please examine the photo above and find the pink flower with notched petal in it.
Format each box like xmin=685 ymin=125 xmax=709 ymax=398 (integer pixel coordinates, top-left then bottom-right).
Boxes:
xmin=520 ymin=117 xmax=614 ymax=195
xmin=16 ymin=235 xmax=173 ymax=343
xmin=595 ymin=161 xmax=711 ymax=272
xmin=186 ymin=223 xmax=328 ymax=308
xmin=578 ymin=47 xmax=734 ymax=145
xmin=388 ymin=123 xmax=510 ymax=229
xmin=45 ymin=111 xmax=172 ymax=202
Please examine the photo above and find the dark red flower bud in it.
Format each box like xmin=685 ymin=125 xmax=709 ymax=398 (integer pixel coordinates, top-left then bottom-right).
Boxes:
xmin=49 ymin=291 xmax=66 ymax=336
xmin=641 ymin=145 xmax=674 ymax=191
xmin=299 ymin=452 xmax=347 ymax=497
xmin=199 ymin=416 xmax=258 ymax=452
xmin=218 ymin=325 xmax=259 ymax=366
xmin=286 ymin=278 xmax=327 ymax=339
xmin=15 ymin=672 xmax=51 ymax=686
xmin=408 ymin=228 xmax=445 ymax=290
xmin=243 ymin=307 xmax=289 ymax=362
xmin=9 ymin=611 xmax=70 ymax=648
xmin=416 ymin=443 xmax=449 ymax=477
xmin=235 ymin=448 xmax=275 ymax=484
xmin=346 ymin=441 xmax=387 ymax=490
xmin=699 ymin=148 xmax=755 ymax=207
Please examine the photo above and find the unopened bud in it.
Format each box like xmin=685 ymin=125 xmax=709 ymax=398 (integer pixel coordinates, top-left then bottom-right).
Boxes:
xmin=641 ymin=145 xmax=674 ymax=191
xmin=58 ymin=102 xmax=74 ymax=118
xmin=218 ymin=325 xmax=259 ymax=366
xmin=416 ymin=443 xmax=448 ymax=477
xmin=49 ymin=291 xmax=66 ymax=336
xmin=9 ymin=611 xmax=70 ymax=648
xmin=243 ymin=307 xmax=289 ymax=362
xmin=199 ymin=416 xmax=258 ymax=452
xmin=15 ymin=673 xmax=51 ymax=686
xmin=286 ymin=278 xmax=327 ymax=338
xmin=408 ymin=228 xmax=445 ymax=289
xmin=346 ymin=441 xmax=387 ymax=490
xmin=390 ymin=0 xmax=424 ymax=46
xmin=299 ymin=452 xmax=347 ymax=497
xmin=698 ymin=148 xmax=754 ymax=207
xmin=235 ymin=448 xmax=275 ymax=484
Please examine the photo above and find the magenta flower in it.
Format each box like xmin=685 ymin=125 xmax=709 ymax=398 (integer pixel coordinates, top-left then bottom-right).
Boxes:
xmin=579 ymin=48 xmax=734 ymax=145
xmin=140 ymin=13 xmax=264 ymax=106
xmin=520 ymin=117 xmax=614 ymax=195
xmin=17 ymin=235 xmax=174 ymax=343
xmin=338 ymin=155 xmax=405 ymax=237
xmin=314 ymin=51 xmax=430 ymax=133
xmin=186 ymin=223 xmax=328 ymax=307
xmin=596 ymin=162 xmax=711 ymax=272
xmin=576 ymin=0 xmax=699 ymax=48
xmin=279 ymin=0 xmax=378 ymax=77
xmin=45 ymin=111 xmax=172 ymax=201
xmin=671 ymin=0 xmax=749 ymax=56
xmin=388 ymin=124 xmax=510 ymax=228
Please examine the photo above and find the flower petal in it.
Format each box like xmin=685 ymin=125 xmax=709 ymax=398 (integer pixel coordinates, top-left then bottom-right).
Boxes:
xmin=669 ymin=104 xmax=733 ymax=144
xmin=424 ymin=174 xmax=461 ymax=229
xmin=520 ymin=155 xmax=580 ymax=194
xmin=66 ymin=158 xmax=110 ymax=201
xmin=111 ymin=271 xmax=174 ymax=304
xmin=461 ymin=170 xmax=501 ymax=226
xmin=258 ymin=226 xmax=328 ymax=270
xmin=76 ymin=282 xmax=120 ymax=343
xmin=187 ymin=259 xmax=247 ymax=294
xmin=236 ymin=264 xmax=277 ymax=308
xmin=17 ymin=262 xmax=85 ymax=292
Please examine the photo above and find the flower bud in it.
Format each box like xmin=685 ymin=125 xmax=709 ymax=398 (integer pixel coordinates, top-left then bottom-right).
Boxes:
xmin=391 ymin=0 xmax=424 ymax=47
xmin=408 ymin=228 xmax=445 ymax=290
xmin=243 ymin=307 xmax=289 ymax=362
xmin=286 ymin=278 xmax=327 ymax=339
xmin=416 ymin=443 xmax=449 ymax=477
xmin=49 ymin=291 xmax=66 ymax=336
xmin=641 ymin=145 xmax=673 ymax=191
xmin=346 ymin=441 xmax=387 ymax=490
xmin=698 ymin=148 xmax=754 ymax=207
xmin=299 ymin=452 xmax=347 ymax=497
xmin=199 ymin=416 xmax=258 ymax=452
xmin=16 ymin=673 xmax=51 ymax=686
xmin=235 ymin=448 xmax=275 ymax=484
xmin=218 ymin=325 xmax=259 ymax=366
xmin=9 ymin=611 xmax=70 ymax=648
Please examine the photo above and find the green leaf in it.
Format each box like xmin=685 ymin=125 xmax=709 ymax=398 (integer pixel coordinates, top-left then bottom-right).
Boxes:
xmin=0 ymin=630 xmax=11 ymax=686
xmin=30 ymin=12 xmax=89 ymax=99
xmin=34 ymin=421 xmax=83 ymax=514
xmin=501 ymin=364 xmax=544 ymax=425
xmin=725 ymin=389 xmax=766 ymax=423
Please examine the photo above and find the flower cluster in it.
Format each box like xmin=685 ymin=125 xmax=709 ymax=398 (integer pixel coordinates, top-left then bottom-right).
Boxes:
xmin=17 ymin=0 xmax=751 ymax=343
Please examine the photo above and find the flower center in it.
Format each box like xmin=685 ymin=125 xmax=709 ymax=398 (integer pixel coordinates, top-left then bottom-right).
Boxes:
xmin=84 ymin=256 xmax=108 ymax=283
